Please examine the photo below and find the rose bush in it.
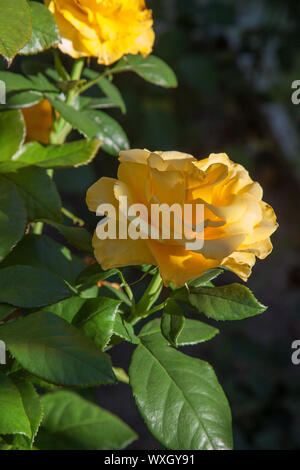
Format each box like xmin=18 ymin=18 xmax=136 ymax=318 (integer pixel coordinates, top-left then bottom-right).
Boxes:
xmin=0 ymin=0 xmax=278 ymax=452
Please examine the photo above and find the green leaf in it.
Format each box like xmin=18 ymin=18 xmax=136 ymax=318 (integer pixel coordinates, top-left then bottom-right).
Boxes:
xmin=113 ymin=314 xmax=140 ymax=344
xmin=41 ymin=296 xmax=86 ymax=324
xmin=0 ymin=266 xmax=72 ymax=308
xmin=0 ymin=372 xmax=31 ymax=438
xmin=113 ymin=54 xmax=178 ymax=88
xmin=0 ymin=311 xmax=116 ymax=386
xmin=0 ymin=110 xmax=25 ymax=161
xmin=1 ymin=234 xmax=85 ymax=285
xmin=73 ymin=297 xmax=122 ymax=349
xmin=0 ymin=71 xmax=35 ymax=92
xmin=79 ymin=284 xmax=99 ymax=300
xmin=12 ymin=378 xmax=43 ymax=445
xmin=2 ymin=167 xmax=62 ymax=222
xmin=113 ymin=367 xmax=129 ymax=384
xmin=47 ymin=97 xmax=129 ymax=156
xmin=130 ymin=326 xmax=233 ymax=450
xmin=172 ymin=269 xmax=224 ymax=302
xmin=0 ymin=0 xmax=32 ymax=63
xmin=26 ymin=72 xmax=58 ymax=93
xmin=37 ymin=391 xmax=137 ymax=449
xmin=188 ymin=283 xmax=267 ymax=321
xmin=161 ymin=299 xmax=185 ymax=347
xmin=35 ymin=139 xmax=101 ymax=169
xmin=0 ymin=90 xmax=43 ymax=110
xmin=0 ymin=177 xmax=27 ymax=262
xmin=0 ymin=139 xmax=101 ymax=173
xmin=112 ymin=313 xmax=139 ymax=344
xmin=99 ymin=283 xmax=132 ymax=307
xmin=140 ymin=318 xmax=219 ymax=346
xmin=80 ymin=96 xmax=121 ymax=110
xmin=76 ymin=264 xmax=119 ymax=289
xmin=0 ymin=304 xmax=16 ymax=322
xmin=84 ymin=69 xmax=126 ymax=113
xmin=20 ymin=1 xmax=60 ymax=55
xmin=42 ymin=220 xmax=92 ymax=253
xmin=188 ymin=268 xmax=224 ymax=287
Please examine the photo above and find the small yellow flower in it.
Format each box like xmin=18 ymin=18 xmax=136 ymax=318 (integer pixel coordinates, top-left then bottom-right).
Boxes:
xmin=22 ymin=99 xmax=53 ymax=144
xmin=45 ymin=0 xmax=155 ymax=65
xmin=87 ymin=150 xmax=279 ymax=287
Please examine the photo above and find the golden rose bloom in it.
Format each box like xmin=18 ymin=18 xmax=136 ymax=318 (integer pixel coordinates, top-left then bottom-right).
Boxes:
xmin=86 ymin=150 xmax=278 ymax=287
xmin=45 ymin=0 xmax=155 ymax=65
xmin=22 ymin=99 xmax=53 ymax=144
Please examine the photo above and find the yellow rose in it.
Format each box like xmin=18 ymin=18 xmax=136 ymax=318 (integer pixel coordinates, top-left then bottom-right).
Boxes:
xmin=45 ymin=0 xmax=155 ymax=65
xmin=22 ymin=99 xmax=53 ymax=144
xmin=86 ymin=150 xmax=278 ymax=287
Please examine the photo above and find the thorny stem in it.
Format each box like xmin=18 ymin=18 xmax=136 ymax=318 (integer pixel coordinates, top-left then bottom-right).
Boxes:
xmin=33 ymin=58 xmax=86 ymax=234
xmin=128 ymin=270 xmax=163 ymax=324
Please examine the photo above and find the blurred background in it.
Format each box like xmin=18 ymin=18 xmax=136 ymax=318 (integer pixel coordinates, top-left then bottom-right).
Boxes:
xmin=10 ymin=0 xmax=300 ymax=450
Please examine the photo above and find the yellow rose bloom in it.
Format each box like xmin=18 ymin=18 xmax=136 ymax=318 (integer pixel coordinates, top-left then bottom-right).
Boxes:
xmin=44 ymin=0 xmax=155 ymax=65
xmin=22 ymin=99 xmax=53 ymax=144
xmin=86 ymin=150 xmax=278 ymax=287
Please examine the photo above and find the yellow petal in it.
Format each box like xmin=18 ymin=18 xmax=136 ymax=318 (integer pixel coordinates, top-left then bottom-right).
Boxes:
xmin=239 ymin=237 xmax=273 ymax=259
xmin=193 ymin=233 xmax=245 ymax=259
xmin=118 ymin=161 xmax=150 ymax=205
xmin=148 ymin=240 xmax=220 ymax=287
xmin=93 ymin=232 xmax=155 ymax=269
xmin=45 ymin=0 xmax=155 ymax=65
xmin=86 ymin=177 xmax=118 ymax=212
xmin=149 ymin=167 xmax=185 ymax=206
xmin=222 ymin=251 xmax=256 ymax=281
xmin=148 ymin=150 xmax=196 ymax=172
xmin=243 ymin=202 xmax=278 ymax=244
xmin=119 ymin=149 xmax=150 ymax=165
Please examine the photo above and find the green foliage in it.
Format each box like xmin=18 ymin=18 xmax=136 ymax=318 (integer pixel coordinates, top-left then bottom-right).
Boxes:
xmin=0 ymin=2 xmax=271 ymax=450
xmin=0 ymin=111 xmax=25 ymax=160
xmin=0 ymin=139 xmax=101 ymax=173
xmin=73 ymin=297 xmax=122 ymax=349
xmin=43 ymin=220 xmax=93 ymax=253
xmin=84 ymin=69 xmax=126 ymax=114
xmin=47 ymin=97 xmax=129 ymax=156
xmin=113 ymin=54 xmax=178 ymax=88
xmin=0 ymin=372 xmax=32 ymax=438
xmin=3 ymin=167 xmax=62 ymax=222
xmin=12 ymin=377 xmax=43 ymax=446
xmin=141 ymin=318 xmax=219 ymax=346
xmin=130 ymin=321 xmax=233 ymax=450
xmin=37 ymin=391 xmax=137 ymax=450
xmin=0 ymin=0 xmax=32 ymax=63
xmin=0 ymin=305 xmax=16 ymax=323
xmin=0 ymin=311 xmax=116 ymax=386
xmin=0 ymin=178 xmax=27 ymax=262
xmin=161 ymin=299 xmax=185 ymax=346
xmin=19 ymin=2 xmax=60 ymax=56
xmin=0 ymin=266 xmax=72 ymax=307
xmin=1 ymin=234 xmax=85 ymax=284
xmin=188 ymin=284 xmax=267 ymax=321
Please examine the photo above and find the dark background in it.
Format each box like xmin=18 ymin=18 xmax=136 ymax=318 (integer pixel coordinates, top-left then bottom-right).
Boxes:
xmin=16 ymin=0 xmax=300 ymax=450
